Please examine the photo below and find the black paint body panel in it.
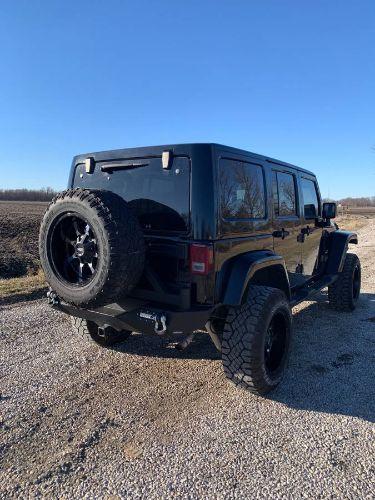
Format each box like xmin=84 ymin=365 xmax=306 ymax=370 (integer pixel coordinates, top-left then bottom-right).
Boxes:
xmin=65 ymin=143 xmax=355 ymax=323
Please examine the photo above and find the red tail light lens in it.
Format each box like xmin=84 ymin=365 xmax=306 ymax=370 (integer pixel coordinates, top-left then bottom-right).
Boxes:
xmin=190 ymin=244 xmax=214 ymax=275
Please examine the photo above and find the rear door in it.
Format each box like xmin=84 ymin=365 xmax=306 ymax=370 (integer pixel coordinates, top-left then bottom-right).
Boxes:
xmin=271 ymin=168 xmax=303 ymax=286
xmin=74 ymin=155 xmax=192 ymax=303
xmin=299 ymin=175 xmax=323 ymax=276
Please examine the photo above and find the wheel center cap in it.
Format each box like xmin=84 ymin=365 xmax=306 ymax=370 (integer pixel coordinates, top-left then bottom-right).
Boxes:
xmin=75 ymin=243 xmax=85 ymax=257
xmin=75 ymin=241 xmax=96 ymax=262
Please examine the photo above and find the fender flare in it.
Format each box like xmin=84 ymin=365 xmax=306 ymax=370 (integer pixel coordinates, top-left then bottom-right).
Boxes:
xmin=325 ymin=230 xmax=358 ymax=274
xmin=220 ymin=251 xmax=290 ymax=306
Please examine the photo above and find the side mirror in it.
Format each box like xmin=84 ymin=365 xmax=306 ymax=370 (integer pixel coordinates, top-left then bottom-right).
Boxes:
xmin=322 ymin=202 xmax=337 ymax=220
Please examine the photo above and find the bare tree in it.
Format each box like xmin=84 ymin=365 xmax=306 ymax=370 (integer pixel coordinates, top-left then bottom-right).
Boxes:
xmin=0 ymin=188 xmax=57 ymax=202
xmin=233 ymin=164 xmax=264 ymax=218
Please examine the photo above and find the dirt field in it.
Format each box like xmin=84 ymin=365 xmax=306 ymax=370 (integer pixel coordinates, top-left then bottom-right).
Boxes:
xmin=339 ymin=206 xmax=375 ymax=217
xmin=0 ymin=218 xmax=374 ymax=498
xmin=0 ymin=201 xmax=47 ymax=279
xmin=0 ymin=200 xmax=372 ymax=300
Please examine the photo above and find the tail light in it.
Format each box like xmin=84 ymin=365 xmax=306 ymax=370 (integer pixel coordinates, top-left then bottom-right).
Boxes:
xmin=190 ymin=243 xmax=214 ymax=275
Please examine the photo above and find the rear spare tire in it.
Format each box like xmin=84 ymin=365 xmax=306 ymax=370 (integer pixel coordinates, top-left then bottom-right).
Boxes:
xmin=39 ymin=188 xmax=145 ymax=307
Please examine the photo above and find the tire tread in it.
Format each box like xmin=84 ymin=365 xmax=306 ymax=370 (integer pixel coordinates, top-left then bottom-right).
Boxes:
xmin=328 ymin=253 xmax=360 ymax=311
xmin=222 ymin=285 xmax=291 ymax=395
xmin=40 ymin=188 xmax=145 ymax=307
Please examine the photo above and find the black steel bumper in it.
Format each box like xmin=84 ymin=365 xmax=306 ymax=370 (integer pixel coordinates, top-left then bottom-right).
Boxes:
xmin=51 ymin=294 xmax=214 ymax=336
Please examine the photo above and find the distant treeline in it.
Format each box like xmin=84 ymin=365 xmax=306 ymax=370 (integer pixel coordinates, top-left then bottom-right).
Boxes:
xmin=1 ymin=189 xmax=374 ymax=206
xmin=0 ymin=188 xmax=58 ymax=202
xmin=337 ymin=196 xmax=375 ymax=207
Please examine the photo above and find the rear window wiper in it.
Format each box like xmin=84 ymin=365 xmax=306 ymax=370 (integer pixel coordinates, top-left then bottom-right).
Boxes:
xmin=101 ymin=162 xmax=149 ymax=173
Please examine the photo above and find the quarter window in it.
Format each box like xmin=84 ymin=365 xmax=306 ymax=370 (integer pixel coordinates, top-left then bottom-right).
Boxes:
xmin=272 ymin=171 xmax=297 ymax=217
xmin=272 ymin=171 xmax=279 ymax=216
xmin=219 ymin=159 xmax=266 ymax=219
xmin=301 ymin=178 xmax=319 ymax=219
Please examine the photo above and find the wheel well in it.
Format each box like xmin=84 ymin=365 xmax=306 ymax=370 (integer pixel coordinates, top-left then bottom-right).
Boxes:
xmin=246 ymin=264 xmax=290 ymax=300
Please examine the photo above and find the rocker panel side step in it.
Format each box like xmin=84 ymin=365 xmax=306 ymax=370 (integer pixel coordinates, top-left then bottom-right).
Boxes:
xmin=290 ymin=274 xmax=338 ymax=307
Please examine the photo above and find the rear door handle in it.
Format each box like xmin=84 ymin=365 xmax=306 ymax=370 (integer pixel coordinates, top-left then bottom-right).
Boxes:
xmin=273 ymin=228 xmax=290 ymax=239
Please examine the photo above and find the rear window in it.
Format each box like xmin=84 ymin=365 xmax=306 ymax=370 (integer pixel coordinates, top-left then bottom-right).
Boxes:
xmin=219 ymin=159 xmax=266 ymax=219
xmin=74 ymin=156 xmax=190 ymax=233
xmin=272 ymin=171 xmax=297 ymax=217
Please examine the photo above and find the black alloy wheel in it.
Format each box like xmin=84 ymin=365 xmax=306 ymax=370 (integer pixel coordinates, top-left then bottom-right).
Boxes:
xmin=328 ymin=253 xmax=361 ymax=311
xmin=352 ymin=264 xmax=361 ymax=302
xmin=49 ymin=213 xmax=99 ymax=286
xmin=264 ymin=312 xmax=288 ymax=377
xmin=39 ymin=189 xmax=145 ymax=307
xmin=222 ymin=285 xmax=292 ymax=395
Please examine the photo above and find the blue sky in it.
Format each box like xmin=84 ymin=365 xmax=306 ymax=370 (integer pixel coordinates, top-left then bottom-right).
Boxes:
xmin=0 ymin=0 xmax=374 ymax=199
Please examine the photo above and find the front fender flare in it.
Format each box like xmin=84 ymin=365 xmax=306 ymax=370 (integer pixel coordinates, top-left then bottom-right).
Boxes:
xmin=326 ymin=230 xmax=358 ymax=274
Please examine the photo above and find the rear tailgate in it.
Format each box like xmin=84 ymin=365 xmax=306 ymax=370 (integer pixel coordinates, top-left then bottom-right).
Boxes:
xmin=72 ymin=155 xmax=191 ymax=234
xmin=72 ymin=154 xmax=192 ymax=308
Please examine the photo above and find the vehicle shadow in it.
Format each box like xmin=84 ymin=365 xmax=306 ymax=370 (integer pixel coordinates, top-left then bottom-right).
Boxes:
xmin=271 ymin=290 xmax=375 ymax=423
xmin=111 ymin=291 xmax=375 ymax=422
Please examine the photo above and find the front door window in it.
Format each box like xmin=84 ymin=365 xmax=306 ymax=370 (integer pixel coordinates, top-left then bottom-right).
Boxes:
xmin=272 ymin=171 xmax=302 ymax=281
xmin=300 ymin=177 xmax=322 ymax=276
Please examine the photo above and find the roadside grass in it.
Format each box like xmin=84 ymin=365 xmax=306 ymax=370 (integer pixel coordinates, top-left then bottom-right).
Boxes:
xmin=335 ymin=215 xmax=369 ymax=232
xmin=0 ymin=270 xmax=47 ymax=303
xmin=0 ymin=211 xmax=369 ymax=304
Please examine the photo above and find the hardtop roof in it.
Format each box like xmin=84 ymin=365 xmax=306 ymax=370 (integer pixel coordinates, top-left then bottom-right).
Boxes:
xmin=73 ymin=142 xmax=315 ymax=177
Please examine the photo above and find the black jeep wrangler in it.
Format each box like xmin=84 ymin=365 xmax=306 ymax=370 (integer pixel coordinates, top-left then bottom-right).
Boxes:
xmin=39 ymin=143 xmax=361 ymax=395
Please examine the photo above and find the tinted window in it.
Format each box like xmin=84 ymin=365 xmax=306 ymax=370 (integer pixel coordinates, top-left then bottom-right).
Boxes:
xmin=219 ymin=159 xmax=265 ymax=219
xmin=301 ymin=178 xmax=319 ymax=218
xmin=272 ymin=171 xmax=279 ymax=216
xmin=272 ymin=171 xmax=297 ymax=216
xmin=74 ymin=156 xmax=190 ymax=232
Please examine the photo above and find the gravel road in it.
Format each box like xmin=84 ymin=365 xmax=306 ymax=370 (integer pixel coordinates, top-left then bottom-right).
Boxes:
xmin=1 ymin=221 xmax=374 ymax=498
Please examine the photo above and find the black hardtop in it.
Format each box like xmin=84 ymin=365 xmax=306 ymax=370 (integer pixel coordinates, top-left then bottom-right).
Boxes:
xmin=72 ymin=143 xmax=315 ymax=177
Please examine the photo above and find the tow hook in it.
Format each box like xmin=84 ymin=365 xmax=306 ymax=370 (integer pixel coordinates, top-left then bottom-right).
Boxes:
xmin=139 ymin=311 xmax=167 ymax=335
xmin=154 ymin=314 xmax=167 ymax=334
xmin=47 ymin=288 xmax=60 ymax=306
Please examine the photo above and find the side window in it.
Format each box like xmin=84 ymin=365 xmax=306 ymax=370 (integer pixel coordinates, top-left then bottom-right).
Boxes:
xmin=272 ymin=171 xmax=279 ymax=216
xmin=301 ymin=178 xmax=319 ymax=219
xmin=272 ymin=171 xmax=297 ymax=217
xmin=219 ymin=159 xmax=266 ymax=219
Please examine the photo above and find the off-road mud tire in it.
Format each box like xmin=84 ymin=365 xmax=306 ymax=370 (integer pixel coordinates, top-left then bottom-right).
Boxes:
xmin=39 ymin=188 xmax=145 ymax=307
xmin=328 ymin=253 xmax=361 ymax=311
xmin=222 ymin=285 xmax=292 ymax=395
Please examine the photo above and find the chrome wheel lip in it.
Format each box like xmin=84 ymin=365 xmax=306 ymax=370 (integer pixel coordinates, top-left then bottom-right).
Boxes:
xmin=48 ymin=212 xmax=99 ymax=287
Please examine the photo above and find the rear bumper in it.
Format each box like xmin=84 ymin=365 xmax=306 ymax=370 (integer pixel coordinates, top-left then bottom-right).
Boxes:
xmin=51 ymin=295 xmax=214 ymax=336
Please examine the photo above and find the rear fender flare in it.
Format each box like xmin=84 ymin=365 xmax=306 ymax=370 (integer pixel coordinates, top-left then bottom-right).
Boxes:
xmin=326 ymin=230 xmax=358 ymax=274
xmin=220 ymin=251 xmax=291 ymax=306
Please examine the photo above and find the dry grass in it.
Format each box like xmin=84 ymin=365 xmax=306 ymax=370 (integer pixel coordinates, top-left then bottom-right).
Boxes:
xmin=0 ymin=270 xmax=46 ymax=303
xmin=335 ymin=214 xmax=369 ymax=232
xmin=0 ymin=202 xmax=369 ymax=304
